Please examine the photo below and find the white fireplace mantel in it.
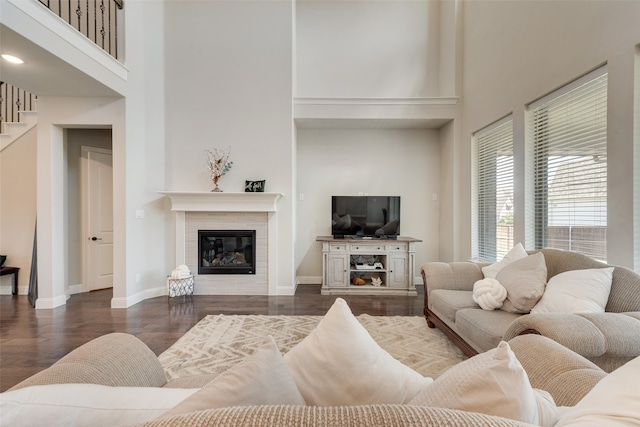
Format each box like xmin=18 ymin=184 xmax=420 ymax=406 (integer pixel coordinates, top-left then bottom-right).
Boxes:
xmin=159 ymin=191 xmax=284 ymax=295
xmin=159 ymin=191 xmax=284 ymax=213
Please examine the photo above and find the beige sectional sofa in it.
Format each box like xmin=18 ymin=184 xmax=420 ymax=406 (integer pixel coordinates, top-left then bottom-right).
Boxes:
xmin=421 ymin=248 xmax=640 ymax=372
xmin=1 ymin=331 xmax=617 ymax=426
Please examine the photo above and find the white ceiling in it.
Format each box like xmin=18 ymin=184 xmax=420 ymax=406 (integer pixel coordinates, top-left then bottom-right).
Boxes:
xmin=0 ymin=24 xmax=119 ymax=97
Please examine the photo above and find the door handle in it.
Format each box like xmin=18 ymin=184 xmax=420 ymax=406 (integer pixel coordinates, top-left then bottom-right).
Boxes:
xmin=90 ymin=236 xmax=103 ymax=241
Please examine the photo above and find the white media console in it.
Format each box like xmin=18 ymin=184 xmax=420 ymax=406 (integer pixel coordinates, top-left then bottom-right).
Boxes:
xmin=316 ymin=236 xmax=422 ymax=296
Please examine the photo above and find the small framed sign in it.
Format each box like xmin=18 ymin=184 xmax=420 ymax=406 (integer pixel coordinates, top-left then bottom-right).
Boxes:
xmin=245 ymin=180 xmax=265 ymax=192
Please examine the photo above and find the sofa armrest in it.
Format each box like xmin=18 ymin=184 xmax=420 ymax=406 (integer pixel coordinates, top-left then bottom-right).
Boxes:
xmin=508 ymin=334 xmax=606 ymax=407
xmin=503 ymin=313 xmax=607 ymax=357
xmin=420 ymin=262 xmax=484 ymax=294
xmin=9 ymin=333 xmax=167 ymax=391
xmin=577 ymin=312 xmax=640 ymax=356
xmin=504 ymin=312 xmax=640 ymax=361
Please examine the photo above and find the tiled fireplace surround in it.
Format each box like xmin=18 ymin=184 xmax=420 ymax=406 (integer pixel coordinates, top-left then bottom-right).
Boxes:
xmin=161 ymin=192 xmax=283 ymax=295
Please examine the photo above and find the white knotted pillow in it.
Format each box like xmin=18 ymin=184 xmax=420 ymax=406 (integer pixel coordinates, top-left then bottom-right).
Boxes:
xmin=473 ymin=278 xmax=508 ymax=311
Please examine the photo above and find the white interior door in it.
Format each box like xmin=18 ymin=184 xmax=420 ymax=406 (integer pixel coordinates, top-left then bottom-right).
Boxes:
xmin=83 ymin=147 xmax=113 ymax=291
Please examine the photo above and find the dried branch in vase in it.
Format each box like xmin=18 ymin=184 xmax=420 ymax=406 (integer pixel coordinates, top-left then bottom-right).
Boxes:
xmin=206 ymin=147 xmax=233 ymax=192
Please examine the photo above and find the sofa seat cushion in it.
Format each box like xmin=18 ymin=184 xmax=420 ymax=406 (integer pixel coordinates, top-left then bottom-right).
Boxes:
xmin=455 ymin=309 xmax=522 ymax=353
xmin=0 ymin=384 xmax=198 ymax=427
xmin=623 ymin=311 xmax=640 ymax=321
xmin=429 ymin=290 xmax=477 ymax=324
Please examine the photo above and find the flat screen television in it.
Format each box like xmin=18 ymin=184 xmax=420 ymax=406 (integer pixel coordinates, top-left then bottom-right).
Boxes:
xmin=331 ymin=196 xmax=401 ymax=239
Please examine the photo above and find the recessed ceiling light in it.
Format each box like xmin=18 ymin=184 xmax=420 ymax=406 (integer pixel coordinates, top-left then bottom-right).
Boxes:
xmin=2 ymin=54 xmax=24 ymax=64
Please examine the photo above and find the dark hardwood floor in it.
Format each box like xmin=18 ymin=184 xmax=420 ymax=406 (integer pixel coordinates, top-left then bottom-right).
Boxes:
xmin=0 ymin=284 xmax=424 ymax=392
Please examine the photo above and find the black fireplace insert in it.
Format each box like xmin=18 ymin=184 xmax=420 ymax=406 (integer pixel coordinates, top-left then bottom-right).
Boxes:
xmin=198 ymin=230 xmax=256 ymax=275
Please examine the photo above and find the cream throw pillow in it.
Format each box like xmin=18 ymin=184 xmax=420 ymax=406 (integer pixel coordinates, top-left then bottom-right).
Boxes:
xmin=283 ymin=298 xmax=433 ymax=406
xmin=161 ymin=335 xmax=304 ymax=418
xmin=409 ymin=341 xmax=557 ymax=427
xmin=555 ymin=355 xmax=640 ymax=427
xmin=496 ymin=252 xmax=547 ymax=313
xmin=472 ymin=278 xmax=508 ymax=310
xmin=482 ymin=242 xmax=528 ymax=279
xmin=531 ymin=267 xmax=614 ymax=314
xmin=0 ymin=384 xmax=197 ymax=427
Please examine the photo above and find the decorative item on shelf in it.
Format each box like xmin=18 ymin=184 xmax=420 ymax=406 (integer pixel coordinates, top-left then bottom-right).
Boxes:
xmin=371 ymin=277 xmax=383 ymax=287
xmin=352 ymin=276 xmax=366 ymax=286
xmin=0 ymin=255 xmax=6 ymax=267
xmin=245 ymin=180 xmax=265 ymax=193
xmin=206 ymin=146 xmax=233 ymax=192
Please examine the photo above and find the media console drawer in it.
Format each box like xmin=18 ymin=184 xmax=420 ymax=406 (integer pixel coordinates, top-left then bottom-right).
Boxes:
xmin=350 ymin=243 xmax=387 ymax=253
xmin=389 ymin=243 xmax=408 ymax=252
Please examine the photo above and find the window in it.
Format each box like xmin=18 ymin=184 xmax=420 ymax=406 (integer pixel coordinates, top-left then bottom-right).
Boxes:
xmin=472 ymin=117 xmax=514 ymax=262
xmin=527 ymin=66 xmax=608 ymax=261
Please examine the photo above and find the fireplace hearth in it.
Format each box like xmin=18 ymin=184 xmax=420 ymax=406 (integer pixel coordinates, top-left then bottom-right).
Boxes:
xmin=199 ymin=230 xmax=256 ymax=275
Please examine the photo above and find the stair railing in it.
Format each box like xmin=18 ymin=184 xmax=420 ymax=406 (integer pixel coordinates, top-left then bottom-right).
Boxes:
xmin=36 ymin=0 xmax=124 ymax=60
xmin=0 ymin=82 xmax=37 ymax=134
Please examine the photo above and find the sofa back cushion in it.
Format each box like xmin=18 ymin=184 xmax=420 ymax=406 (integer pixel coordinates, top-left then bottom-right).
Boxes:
xmin=533 ymin=249 xmax=640 ymax=313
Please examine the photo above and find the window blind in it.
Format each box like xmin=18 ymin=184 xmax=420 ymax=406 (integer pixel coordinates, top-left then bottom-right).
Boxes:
xmin=473 ymin=117 xmax=514 ymax=262
xmin=528 ymin=67 xmax=607 ymax=261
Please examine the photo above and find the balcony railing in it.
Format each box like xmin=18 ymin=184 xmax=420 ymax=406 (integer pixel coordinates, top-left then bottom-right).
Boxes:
xmin=0 ymin=82 xmax=37 ymax=134
xmin=37 ymin=0 xmax=123 ymax=59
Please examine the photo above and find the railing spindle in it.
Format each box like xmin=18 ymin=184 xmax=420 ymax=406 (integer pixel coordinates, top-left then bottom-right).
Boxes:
xmin=37 ymin=0 xmax=120 ymax=59
xmin=0 ymin=82 xmax=37 ymax=134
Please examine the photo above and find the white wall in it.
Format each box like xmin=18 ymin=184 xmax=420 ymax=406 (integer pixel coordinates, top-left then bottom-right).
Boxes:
xmin=294 ymin=0 xmax=451 ymax=278
xmin=457 ymin=0 xmax=640 ymax=266
xmin=117 ymin=0 xmax=170 ymax=307
xmin=163 ymin=1 xmax=296 ymax=293
xmin=296 ymin=128 xmax=441 ymax=282
xmin=0 ymin=128 xmax=36 ymax=294
xmin=296 ymin=0 xmax=441 ymax=98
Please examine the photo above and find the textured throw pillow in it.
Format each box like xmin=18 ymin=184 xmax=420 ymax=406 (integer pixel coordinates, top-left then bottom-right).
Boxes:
xmin=161 ymin=335 xmax=304 ymax=418
xmin=496 ymin=252 xmax=547 ymax=313
xmin=283 ymin=298 xmax=433 ymax=406
xmin=409 ymin=341 xmax=557 ymax=427
xmin=555 ymin=355 xmax=640 ymax=427
xmin=0 ymin=384 xmax=197 ymax=427
xmin=482 ymin=242 xmax=528 ymax=279
xmin=531 ymin=267 xmax=614 ymax=314
xmin=472 ymin=278 xmax=507 ymax=310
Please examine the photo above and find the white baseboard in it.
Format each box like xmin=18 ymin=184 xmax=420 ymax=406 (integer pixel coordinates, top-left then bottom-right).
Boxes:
xmin=296 ymin=275 xmax=322 ymax=285
xmin=111 ymin=286 xmax=166 ymax=308
xmin=35 ymin=294 xmax=68 ymax=309
xmin=67 ymin=284 xmax=83 ymax=295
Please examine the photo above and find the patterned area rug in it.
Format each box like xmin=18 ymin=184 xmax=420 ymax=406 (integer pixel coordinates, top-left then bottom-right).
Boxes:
xmin=159 ymin=314 xmax=467 ymax=381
